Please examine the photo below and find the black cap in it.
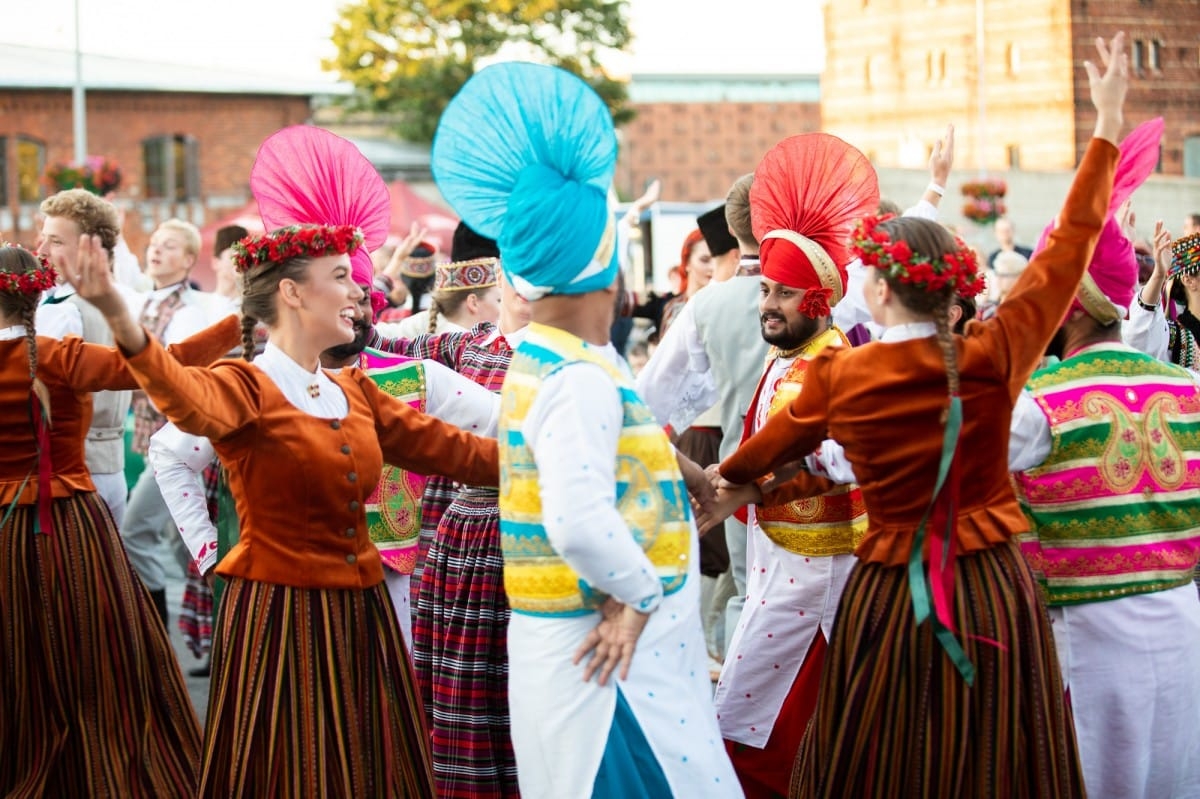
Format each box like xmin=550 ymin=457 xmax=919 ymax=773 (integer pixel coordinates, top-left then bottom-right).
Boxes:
xmin=451 ymin=221 xmax=500 ymax=263
xmin=696 ymin=205 xmax=738 ymax=257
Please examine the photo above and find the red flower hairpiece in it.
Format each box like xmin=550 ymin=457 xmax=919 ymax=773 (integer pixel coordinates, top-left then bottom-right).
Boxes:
xmin=0 ymin=244 xmax=57 ymax=295
xmin=232 ymin=224 xmax=363 ymax=273
xmin=851 ymin=215 xmax=985 ymax=298
xmin=798 ymin=286 xmax=834 ymax=319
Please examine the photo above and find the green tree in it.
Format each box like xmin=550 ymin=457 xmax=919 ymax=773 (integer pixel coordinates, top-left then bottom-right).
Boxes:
xmin=325 ymin=0 xmax=634 ymax=143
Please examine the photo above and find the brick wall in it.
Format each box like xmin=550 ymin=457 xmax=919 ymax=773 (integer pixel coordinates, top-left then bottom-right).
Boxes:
xmin=1070 ymin=0 xmax=1200 ymax=174
xmin=615 ymin=99 xmax=822 ymax=203
xmin=0 ymin=89 xmax=311 ymax=254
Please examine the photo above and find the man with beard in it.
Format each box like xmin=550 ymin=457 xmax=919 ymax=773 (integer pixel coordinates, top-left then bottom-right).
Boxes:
xmin=708 ymin=133 xmax=878 ymax=798
xmin=150 ymin=273 xmax=498 ymax=648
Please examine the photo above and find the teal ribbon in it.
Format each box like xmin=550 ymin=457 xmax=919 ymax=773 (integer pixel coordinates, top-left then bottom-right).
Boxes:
xmin=906 ymin=396 xmax=975 ymax=685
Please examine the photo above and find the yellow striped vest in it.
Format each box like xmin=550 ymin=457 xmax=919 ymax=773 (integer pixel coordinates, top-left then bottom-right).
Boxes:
xmin=500 ymin=323 xmax=692 ymax=617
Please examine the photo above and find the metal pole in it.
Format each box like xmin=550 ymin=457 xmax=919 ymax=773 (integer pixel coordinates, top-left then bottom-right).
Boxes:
xmin=72 ymin=0 xmax=87 ymax=164
xmin=975 ymin=0 xmax=986 ymax=177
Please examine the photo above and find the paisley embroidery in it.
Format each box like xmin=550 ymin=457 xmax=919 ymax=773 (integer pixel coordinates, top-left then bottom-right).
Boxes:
xmin=1084 ymin=390 xmax=1187 ymax=492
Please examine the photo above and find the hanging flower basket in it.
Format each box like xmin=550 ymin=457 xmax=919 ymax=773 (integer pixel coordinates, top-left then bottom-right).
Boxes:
xmin=45 ymin=155 xmax=122 ymax=196
xmin=960 ymin=178 xmax=1007 ymax=225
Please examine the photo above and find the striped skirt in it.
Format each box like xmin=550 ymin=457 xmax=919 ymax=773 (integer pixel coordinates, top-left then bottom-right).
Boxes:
xmin=0 ymin=492 xmax=202 ymax=797
xmin=200 ymin=576 xmax=436 ymax=797
xmin=412 ymin=485 xmax=519 ymax=798
xmin=790 ymin=540 xmax=1084 ymax=798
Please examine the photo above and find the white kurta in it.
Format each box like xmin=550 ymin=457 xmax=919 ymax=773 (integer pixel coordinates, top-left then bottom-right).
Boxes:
xmin=1050 ymin=585 xmax=1200 ymax=799
xmin=713 ymin=353 xmax=856 ymax=748
xmin=509 ymin=352 xmax=741 ymax=799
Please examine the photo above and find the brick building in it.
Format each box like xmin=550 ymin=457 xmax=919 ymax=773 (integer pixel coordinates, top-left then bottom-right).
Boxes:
xmin=0 ymin=44 xmax=339 ymax=257
xmin=822 ymin=0 xmax=1200 ymax=176
xmin=615 ymin=73 xmax=821 ymax=203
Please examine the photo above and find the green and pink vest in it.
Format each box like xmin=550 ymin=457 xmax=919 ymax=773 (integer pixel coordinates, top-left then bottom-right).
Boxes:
xmin=1014 ymin=344 xmax=1200 ymax=605
xmin=359 ymin=347 xmax=429 ymax=575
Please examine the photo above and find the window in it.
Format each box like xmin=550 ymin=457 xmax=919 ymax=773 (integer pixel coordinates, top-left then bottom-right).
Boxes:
xmin=1184 ymin=135 xmax=1200 ymax=178
xmin=926 ymin=51 xmax=934 ymax=83
xmin=1007 ymin=145 xmax=1021 ymax=169
xmin=1149 ymin=39 xmax=1162 ymax=72
xmin=865 ymin=57 xmax=873 ymax=90
xmin=16 ymin=136 xmax=44 ymax=204
xmin=937 ymin=51 xmax=947 ymax=82
xmin=1132 ymin=39 xmax=1145 ymax=75
xmin=142 ymin=134 xmax=199 ymax=201
xmin=0 ymin=137 xmax=6 ymax=205
xmin=1006 ymin=43 xmax=1021 ymax=77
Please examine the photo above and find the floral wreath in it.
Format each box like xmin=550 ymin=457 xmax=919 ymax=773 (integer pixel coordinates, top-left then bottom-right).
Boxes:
xmin=0 ymin=244 xmax=57 ymax=294
xmin=851 ymin=215 xmax=986 ymax=298
xmin=232 ymin=224 xmax=363 ymax=273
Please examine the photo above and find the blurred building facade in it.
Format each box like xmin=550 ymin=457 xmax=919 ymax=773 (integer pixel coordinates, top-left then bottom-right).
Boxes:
xmin=822 ymin=0 xmax=1200 ymax=176
xmin=0 ymin=44 xmax=337 ymax=254
xmin=615 ymin=73 xmax=821 ymax=202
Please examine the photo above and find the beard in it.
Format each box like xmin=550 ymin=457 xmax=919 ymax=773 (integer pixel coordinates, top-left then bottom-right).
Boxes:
xmin=760 ymin=312 xmax=823 ymax=350
xmin=322 ymin=320 xmax=370 ymax=364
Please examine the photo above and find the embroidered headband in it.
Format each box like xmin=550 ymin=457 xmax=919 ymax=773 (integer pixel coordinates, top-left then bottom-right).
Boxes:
xmin=231 ymin=224 xmax=363 ymax=273
xmin=0 ymin=244 xmax=57 ymax=294
xmin=434 ymin=257 xmax=498 ymax=292
xmin=1170 ymin=232 xmax=1200 ymax=279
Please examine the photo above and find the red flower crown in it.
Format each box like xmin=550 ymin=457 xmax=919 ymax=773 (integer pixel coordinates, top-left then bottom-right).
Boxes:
xmin=0 ymin=244 xmax=57 ymax=295
xmin=232 ymin=224 xmax=363 ymax=273
xmin=851 ymin=215 xmax=986 ymax=299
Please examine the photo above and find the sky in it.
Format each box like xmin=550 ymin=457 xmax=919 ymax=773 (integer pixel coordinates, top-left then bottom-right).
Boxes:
xmin=14 ymin=0 xmax=824 ymax=81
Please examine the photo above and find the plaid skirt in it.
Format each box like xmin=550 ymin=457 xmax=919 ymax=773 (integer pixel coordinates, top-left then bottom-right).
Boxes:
xmin=412 ymin=486 xmax=518 ymax=798
xmin=790 ymin=540 xmax=1084 ymax=798
xmin=200 ymin=576 xmax=435 ymax=797
xmin=0 ymin=492 xmax=201 ymax=797
xmin=180 ymin=560 xmax=214 ymax=659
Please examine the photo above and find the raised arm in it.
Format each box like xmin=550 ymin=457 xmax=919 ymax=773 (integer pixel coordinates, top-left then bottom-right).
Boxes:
xmin=62 ymin=314 xmax=241 ymax=394
xmin=366 ymin=324 xmax=471 ymax=368
xmin=971 ymin=32 xmax=1127 ymax=398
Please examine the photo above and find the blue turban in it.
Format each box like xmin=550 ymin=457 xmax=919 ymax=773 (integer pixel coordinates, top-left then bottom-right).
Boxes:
xmin=432 ymin=62 xmax=618 ymax=299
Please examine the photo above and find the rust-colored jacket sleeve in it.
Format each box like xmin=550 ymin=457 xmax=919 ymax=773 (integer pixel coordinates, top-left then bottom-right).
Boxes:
xmin=356 ymin=370 xmax=500 ymax=487
xmin=120 ymin=329 xmax=262 ymax=440
xmin=65 ymin=314 xmax=242 ymax=393
xmin=720 ymin=347 xmax=836 ymax=485
xmin=966 ymin=138 xmax=1119 ymax=399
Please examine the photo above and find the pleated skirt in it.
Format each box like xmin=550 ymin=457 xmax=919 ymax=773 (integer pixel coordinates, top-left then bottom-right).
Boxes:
xmin=412 ymin=486 xmax=519 ymax=798
xmin=790 ymin=540 xmax=1084 ymax=798
xmin=0 ymin=492 xmax=202 ymax=797
xmin=199 ymin=576 xmax=436 ymax=798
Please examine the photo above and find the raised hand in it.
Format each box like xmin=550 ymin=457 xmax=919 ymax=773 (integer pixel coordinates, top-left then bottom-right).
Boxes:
xmin=573 ymin=598 xmax=652 ymax=686
xmin=1085 ymin=32 xmax=1128 ymax=143
xmin=1140 ymin=220 xmax=1173 ymax=307
xmin=928 ymin=123 xmax=955 ymax=188
xmin=62 ymin=234 xmax=148 ymax=353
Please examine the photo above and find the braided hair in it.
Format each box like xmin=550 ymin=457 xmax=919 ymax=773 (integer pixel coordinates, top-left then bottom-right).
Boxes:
xmin=0 ymin=247 xmax=51 ymax=422
xmin=875 ymin=217 xmax=962 ymax=420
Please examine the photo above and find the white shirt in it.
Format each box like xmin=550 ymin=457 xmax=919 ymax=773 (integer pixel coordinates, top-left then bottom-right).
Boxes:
xmin=151 ymin=353 xmax=500 ymax=572
xmin=126 ymin=282 xmax=218 ymax=345
xmin=523 ymin=346 xmax=665 ymax=613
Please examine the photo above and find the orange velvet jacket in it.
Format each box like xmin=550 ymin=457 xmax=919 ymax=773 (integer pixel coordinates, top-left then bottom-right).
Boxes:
xmin=721 ymin=138 xmax=1119 ymax=567
xmin=123 ymin=334 xmax=500 ymax=590
xmin=0 ymin=315 xmax=239 ymax=504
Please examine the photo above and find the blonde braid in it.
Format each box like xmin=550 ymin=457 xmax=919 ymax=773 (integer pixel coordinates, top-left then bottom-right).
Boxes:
xmin=427 ymin=298 xmax=441 ymax=333
xmin=933 ymin=302 xmax=959 ymax=424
